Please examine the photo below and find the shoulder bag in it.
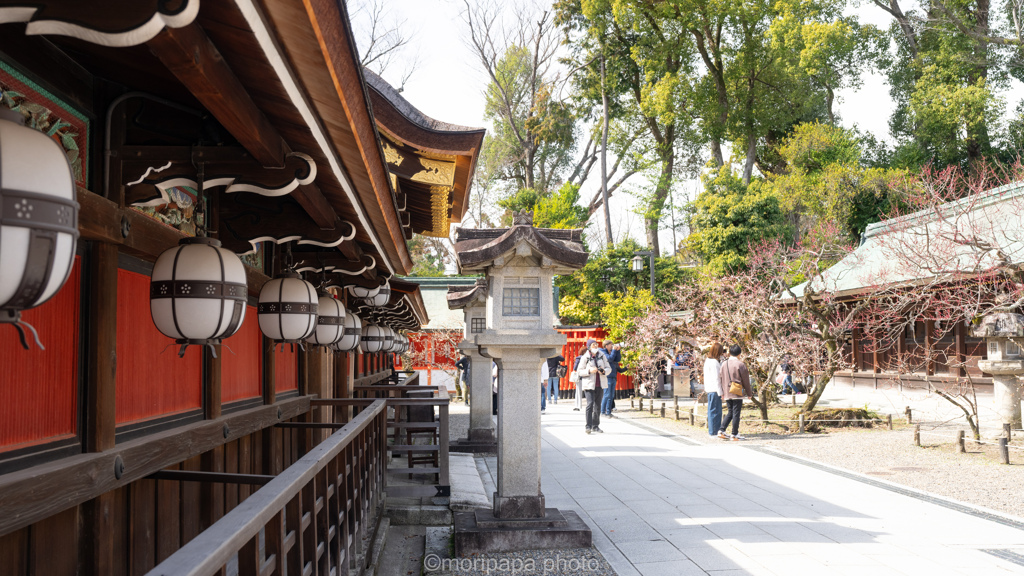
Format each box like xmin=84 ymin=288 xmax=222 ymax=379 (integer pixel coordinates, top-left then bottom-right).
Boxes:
xmin=726 ymin=360 xmax=745 ymax=396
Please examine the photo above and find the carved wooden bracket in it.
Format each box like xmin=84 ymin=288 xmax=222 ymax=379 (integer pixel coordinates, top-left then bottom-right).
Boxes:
xmin=293 ymin=253 xmax=376 ymax=277
xmin=0 ymin=0 xmax=198 ymax=47
xmin=218 ymin=194 xmax=354 ymax=255
xmin=126 ymin=152 xmax=317 ymax=207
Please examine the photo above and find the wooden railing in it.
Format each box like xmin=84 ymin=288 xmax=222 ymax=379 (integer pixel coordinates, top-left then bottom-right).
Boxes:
xmin=314 ymin=396 xmax=450 ymax=499
xmin=146 ymin=400 xmax=388 ymax=576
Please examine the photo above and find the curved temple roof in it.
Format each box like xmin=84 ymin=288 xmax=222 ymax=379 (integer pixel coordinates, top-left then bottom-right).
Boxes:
xmin=364 ymin=68 xmax=485 ymax=239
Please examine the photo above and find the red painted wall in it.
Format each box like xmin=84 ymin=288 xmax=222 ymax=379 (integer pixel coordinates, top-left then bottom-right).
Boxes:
xmin=275 ymin=345 xmax=297 ymax=392
xmin=0 ymin=258 xmax=81 ymax=452
xmin=221 ymin=306 xmax=262 ymax=403
xmin=116 ymin=268 xmax=202 ymax=425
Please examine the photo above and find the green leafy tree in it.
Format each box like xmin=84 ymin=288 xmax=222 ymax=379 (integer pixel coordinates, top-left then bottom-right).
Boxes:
xmin=685 ymin=165 xmax=792 ymax=275
xmin=599 ymin=286 xmax=656 ymax=370
xmin=767 ymin=123 xmax=909 ymax=245
xmin=556 ymin=239 xmax=694 ymax=323
xmin=556 ymin=0 xmax=703 ymax=255
xmin=497 ymin=182 xmax=589 ymax=229
xmin=406 ymin=236 xmax=448 ymax=277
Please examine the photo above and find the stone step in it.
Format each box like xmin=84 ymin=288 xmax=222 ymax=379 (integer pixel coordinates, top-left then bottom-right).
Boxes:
xmin=449 ymin=453 xmax=490 ymax=512
xmin=385 ymin=504 xmax=452 ymax=526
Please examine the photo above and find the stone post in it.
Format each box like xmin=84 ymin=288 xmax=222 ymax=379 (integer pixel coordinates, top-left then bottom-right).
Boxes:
xmin=490 ymin=353 xmax=545 ymax=518
xmin=462 ymin=343 xmax=495 ymax=444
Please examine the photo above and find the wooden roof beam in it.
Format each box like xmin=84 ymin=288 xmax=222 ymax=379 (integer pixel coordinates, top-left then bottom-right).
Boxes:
xmin=147 ymin=23 xmax=338 ymax=229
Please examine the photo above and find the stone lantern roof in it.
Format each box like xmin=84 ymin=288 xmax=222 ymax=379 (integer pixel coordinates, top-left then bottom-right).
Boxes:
xmin=447 ymin=277 xmax=488 ymax=309
xmin=453 ymin=212 xmax=587 ymax=274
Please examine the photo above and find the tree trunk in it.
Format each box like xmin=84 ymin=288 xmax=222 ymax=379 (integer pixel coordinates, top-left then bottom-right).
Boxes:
xmin=742 ymin=134 xmax=757 ymax=185
xmin=645 ymin=147 xmax=675 ymax=255
xmin=710 ymin=138 xmax=725 ymax=167
xmin=600 ymin=52 xmax=613 ymax=246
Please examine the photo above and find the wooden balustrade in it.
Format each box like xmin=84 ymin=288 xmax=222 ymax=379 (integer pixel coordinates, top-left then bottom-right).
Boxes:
xmin=146 ymin=400 xmax=388 ymax=576
xmin=314 ymin=397 xmax=450 ymax=499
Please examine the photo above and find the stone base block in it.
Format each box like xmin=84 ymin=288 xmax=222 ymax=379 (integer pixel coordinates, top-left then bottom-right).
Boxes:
xmin=468 ymin=428 xmax=496 ymax=443
xmin=450 ymin=438 xmax=497 ymax=454
xmin=453 ymin=508 xmax=591 ymax=555
xmin=474 ymin=508 xmax=568 ymax=529
xmin=494 ymin=494 xmax=545 ymax=518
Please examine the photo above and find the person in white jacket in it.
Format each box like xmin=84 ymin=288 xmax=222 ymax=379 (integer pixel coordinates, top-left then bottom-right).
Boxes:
xmin=576 ymin=338 xmax=611 ymax=434
xmin=703 ymin=342 xmax=724 ymax=437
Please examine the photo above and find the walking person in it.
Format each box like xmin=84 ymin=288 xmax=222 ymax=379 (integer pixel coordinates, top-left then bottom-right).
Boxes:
xmin=572 ymin=351 xmax=585 ymax=411
xmin=455 ymin=353 xmax=470 ymax=404
xmin=717 ymin=344 xmax=752 ymax=441
xmin=703 ymin=343 xmax=724 ymax=438
xmin=491 ymin=361 xmax=499 ymax=416
xmin=576 ymin=338 xmax=611 ymax=434
xmin=546 ymin=354 xmax=564 ymax=405
xmin=540 ymin=361 xmax=547 ymax=415
xmin=779 ymin=356 xmax=797 ymax=395
xmin=601 ymin=340 xmax=621 ymax=418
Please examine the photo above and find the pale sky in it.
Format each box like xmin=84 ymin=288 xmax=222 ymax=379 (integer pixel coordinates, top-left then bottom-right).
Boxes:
xmin=354 ymin=0 xmax=1024 ymax=256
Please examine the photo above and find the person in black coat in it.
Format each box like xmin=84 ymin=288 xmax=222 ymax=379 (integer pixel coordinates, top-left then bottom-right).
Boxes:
xmin=545 ymin=354 xmax=564 ymax=405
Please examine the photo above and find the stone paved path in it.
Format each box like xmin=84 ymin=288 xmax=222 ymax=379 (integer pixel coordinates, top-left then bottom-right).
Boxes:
xmin=537 ymin=401 xmax=1024 ymax=575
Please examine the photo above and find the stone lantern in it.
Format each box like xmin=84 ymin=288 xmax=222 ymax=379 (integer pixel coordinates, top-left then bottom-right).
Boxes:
xmin=973 ymin=312 xmax=1024 ymax=428
xmin=447 ymin=278 xmax=496 ymax=453
xmin=451 ymin=211 xmax=590 ymax=554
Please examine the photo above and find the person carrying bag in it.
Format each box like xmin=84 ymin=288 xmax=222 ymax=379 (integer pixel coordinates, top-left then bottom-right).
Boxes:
xmin=577 ymin=338 xmax=612 ymax=434
xmin=717 ymin=344 xmax=752 ymax=441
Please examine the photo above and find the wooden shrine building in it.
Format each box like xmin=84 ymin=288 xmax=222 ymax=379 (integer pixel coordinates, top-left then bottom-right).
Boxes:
xmin=0 ymin=1 xmax=481 ymax=574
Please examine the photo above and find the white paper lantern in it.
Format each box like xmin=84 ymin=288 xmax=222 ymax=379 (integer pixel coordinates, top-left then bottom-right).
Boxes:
xmin=333 ymin=310 xmax=361 ymax=352
xmin=364 ymin=279 xmax=391 ymax=307
xmin=259 ymin=273 xmax=318 ymax=343
xmin=380 ymin=326 xmax=396 ymax=352
xmin=307 ymin=294 xmax=346 ymax=347
xmin=361 ymin=323 xmax=387 ymax=353
xmin=348 ymin=284 xmax=379 ymax=301
xmin=150 ymin=237 xmax=248 ymax=355
xmin=0 ymin=114 xmax=79 ymax=347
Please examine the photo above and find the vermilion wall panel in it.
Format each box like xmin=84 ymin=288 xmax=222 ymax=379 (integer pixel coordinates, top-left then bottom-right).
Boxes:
xmin=0 ymin=258 xmax=81 ymax=452
xmin=221 ymin=306 xmax=262 ymax=403
xmin=275 ymin=345 xmax=297 ymax=392
xmin=116 ymin=268 xmax=202 ymax=425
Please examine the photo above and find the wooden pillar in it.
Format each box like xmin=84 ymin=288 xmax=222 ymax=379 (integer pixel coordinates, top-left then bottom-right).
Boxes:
xmin=334 ymin=351 xmax=352 ymax=422
xmin=955 ymin=320 xmax=967 ymax=377
xmin=306 ymin=348 xmax=328 ymax=444
xmin=204 ymin=349 xmax=222 ymax=420
xmin=262 ymin=337 xmax=279 ymax=476
xmin=851 ymin=328 xmax=861 ymax=372
xmin=81 ymin=242 xmax=118 ymax=575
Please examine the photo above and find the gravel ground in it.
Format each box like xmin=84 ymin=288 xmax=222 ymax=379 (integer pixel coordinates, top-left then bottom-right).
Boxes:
xmin=609 ymin=403 xmax=1024 ymax=519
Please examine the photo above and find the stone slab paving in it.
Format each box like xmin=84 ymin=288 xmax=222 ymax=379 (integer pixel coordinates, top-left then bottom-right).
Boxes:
xmin=539 ymin=403 xmax=1024 ymax=576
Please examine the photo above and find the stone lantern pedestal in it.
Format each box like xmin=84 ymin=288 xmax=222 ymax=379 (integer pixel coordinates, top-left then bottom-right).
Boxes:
xmin=449 ymin=213 xmax=591 ymax=555
xmin=448 ymin=281 xmax=497 ymax=453
xmin=973 ymin=313 xmax=1024 ymax=429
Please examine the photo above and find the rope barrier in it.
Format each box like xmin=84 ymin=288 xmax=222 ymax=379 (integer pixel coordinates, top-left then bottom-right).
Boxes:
xmin=916 ymin=429 xmax=1024 ymax=451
